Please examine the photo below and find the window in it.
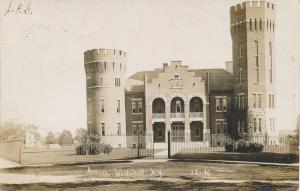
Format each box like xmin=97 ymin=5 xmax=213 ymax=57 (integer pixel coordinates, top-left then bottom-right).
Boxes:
xmin=255 ymin=19 xmax=257 ymax=30
xmin=249 ymin=19 xmax=252 ymax=30
xmin=216 ymin=121 xmax=221 ymax=133
xmin=133 ymin=124 xmax=137 ymax=135
xmin=239 ymin=68 xmax=242 ymax=84
xmin=176 ymin=100 xmax=182 ymax=113
xmin=270 ymin=118 xmax=272 ymax=131
xmin=241 ymin=120 xmax=244 ymax=132
xmin=216 ymin=99 xmax=221 ymax=112
xmin=269 ymin=42 xmax=273 ymax=83
xmin=273 ymin=118 xmax=275 ymax=131
xmin=138 ymin=101 xmax=142 ymax=113
xmin=223 ymin=121 xmax=227 ymax=133
xmin=222 ymin=98 xmax=227 ymax=111
xmin=138 ymin=123 xmax=143 ymax=135
xmin=239 ymin=44 xmax=242 ymax=58
xmin=174 ymin=74 xmax=180 ymax=79
xmin=238 ymin=95 xmax=245 ymax=109
xmin=259 ymin=18 xmax=262 ymax=30
xmin=117 ymin=100 xmax=120 ymax=113
xmin=253 ymin=118 xmax=257 ymax=132
xmin=101 ymin=123 xmax=105 ymax=136
xmin=132 ymin=102 xmax=136 ymax=113
xmin=100 ymin=99 xmax=104 ymax=113
xmin=88 ymin=98 xmax=91 ymax=115
xmin=258 ymin=118 xmax=262 ymax=132
xmin=255 ymin=41 xmax=259 ymax=83
xmin=115 ymin=78 xmax=121 ymax=86
xmin=253 ymin=94 xmax=256 ymax=108
xmin=269 ymin=94 xmax=271 ymax=108
xmin=272 ymin=95 xmax=275 ymax=108
xmin=117 ymin=123 xmax=121 ymax=136
xmin=267 ymin=19 xmax=269 ymax=30
xmin=100 ymin=77 xmax=103 ymax=86
xmin=258 ymin=94 xmax=262 ymax=108
xmin=88 ymin=123 xmax=92 ymax=133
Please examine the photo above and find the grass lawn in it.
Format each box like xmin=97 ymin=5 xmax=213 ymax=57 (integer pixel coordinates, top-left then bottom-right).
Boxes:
xmin=0 ymin=160 xmax=298 ymax=190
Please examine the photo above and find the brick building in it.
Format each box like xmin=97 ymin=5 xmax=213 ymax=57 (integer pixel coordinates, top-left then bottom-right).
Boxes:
xmin=84 ymin=1 xmax=278 ymax=148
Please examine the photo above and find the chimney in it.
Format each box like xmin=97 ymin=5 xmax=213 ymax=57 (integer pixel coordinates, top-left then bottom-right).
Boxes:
xmin=225 ymin=61 xmax=233 ymax=73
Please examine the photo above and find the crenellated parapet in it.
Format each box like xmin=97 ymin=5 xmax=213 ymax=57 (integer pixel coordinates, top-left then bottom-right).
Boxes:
xmin=84 ymin=48 xmax=127 ymax=64
xmin=230 ymin=1 xmax=276 ymax=35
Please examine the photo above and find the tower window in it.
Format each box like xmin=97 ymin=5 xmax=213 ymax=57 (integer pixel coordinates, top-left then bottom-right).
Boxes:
xmin=104 ymin=62 xmax=106 ymax=70
xmin=117 ymin=100 xmax=120 ymax=113
xmin=239 ymin=43 xmax=242 ymax=58
xmin=117 ymin=123 xmax=121 ymax=136
xmin=258 ymin=118 xmax=262 ymax=132
xmin=258 ymin=94 xmax=262 ymax=108
xmin=267 ymin=19 xmax=269 ymax=30
xmin=255 ymin=19 xmax=257 ymax=30
xmin=260 ymin=19 xmax=262 ymax=30
xmin=253 ymin=118 xmax=257 ymax=132
xmin=249 ymin=19 xmax=252 ymax=31
xmin=115 ymin=78 xmax=121 ymax=86
xmin=255 ymin=41 xmax=259 ymax=83
xmin=239 ymin=68 xmax=242 ymax=84
xmin=100 ymin=99 xmax=104 ymax=113
xmin=253 ymin=94 xmax=256 ymax=108
xmin=269 ymin=41 xmax=273 ymax=83
xmin=101 ymin=123 xmax=105 ymax=136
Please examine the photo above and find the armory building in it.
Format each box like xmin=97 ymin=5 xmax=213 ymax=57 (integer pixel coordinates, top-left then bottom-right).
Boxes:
xmin=84 ymin=1 xmax=278 ymax=149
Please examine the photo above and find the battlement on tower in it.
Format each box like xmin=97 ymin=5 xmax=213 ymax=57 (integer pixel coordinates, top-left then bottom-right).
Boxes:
xmin=230 ymin=1 xmax=276 ymax=24
xmin=230 ymin=1 xmax=275 ymax=13
xmin=84 ymin=48 xmax=127 ymax=64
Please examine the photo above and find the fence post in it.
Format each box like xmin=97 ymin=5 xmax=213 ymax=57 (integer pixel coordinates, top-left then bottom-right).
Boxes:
xmin=168 ymin=131 xmax=171 ymax=159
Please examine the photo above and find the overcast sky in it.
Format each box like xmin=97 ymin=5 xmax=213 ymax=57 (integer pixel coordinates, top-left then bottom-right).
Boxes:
xmin=1 ymin=0 xmax=300 ymax=135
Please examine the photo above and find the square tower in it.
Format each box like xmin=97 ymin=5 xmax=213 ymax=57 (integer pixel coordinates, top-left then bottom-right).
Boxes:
xmin=230 ymin=1 xmax=277 ymax=144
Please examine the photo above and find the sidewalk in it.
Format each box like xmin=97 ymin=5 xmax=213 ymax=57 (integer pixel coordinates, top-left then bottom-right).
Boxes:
xmin=168 ymin=158 xmax=299 ymax=166
xmin=0 ymin=157 xmax=21 ymax=169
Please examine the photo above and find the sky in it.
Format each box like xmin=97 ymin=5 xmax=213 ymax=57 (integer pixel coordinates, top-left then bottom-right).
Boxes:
xmin=1 ymin=0 xmax=300 ymax=135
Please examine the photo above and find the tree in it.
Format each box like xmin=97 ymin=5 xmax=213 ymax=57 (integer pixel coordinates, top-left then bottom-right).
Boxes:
xmin=58 ymin=130 xmax=73 ymax=146
xmin=74 ymin=128 xmax=87 ymax=144
xmin=0 ymin=122 xmax=41 ymax=142
xmin=45 ymin=132 xmax=55 ymax=144
xmin=288 ymin=115 xmax=300 ymax=147
xmin=225 ymin=97 xmax=253 ymax=141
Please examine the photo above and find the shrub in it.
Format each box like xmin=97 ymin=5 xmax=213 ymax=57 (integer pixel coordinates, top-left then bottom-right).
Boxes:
xmin=75 ymin=135 xmax=113 ymax=155
xmin=102 ymin=144 xmax=113 ymax=154
xmin=249 ymin=142 xmax=264 ymax=152
xmin=225 ymin=141 xmax=264 ymax=153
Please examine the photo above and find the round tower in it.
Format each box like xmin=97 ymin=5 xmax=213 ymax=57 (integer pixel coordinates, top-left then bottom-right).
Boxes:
xmin=84 ymin=48 xmax=127 ymax=147
xmin=230 ymin=1 xmax=277 ymax=144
